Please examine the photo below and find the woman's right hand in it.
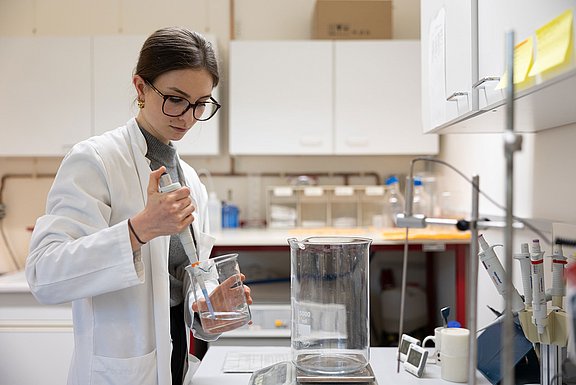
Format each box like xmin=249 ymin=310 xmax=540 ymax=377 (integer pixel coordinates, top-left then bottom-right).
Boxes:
xmin=128 ymin=166 xmax=196 ymax=245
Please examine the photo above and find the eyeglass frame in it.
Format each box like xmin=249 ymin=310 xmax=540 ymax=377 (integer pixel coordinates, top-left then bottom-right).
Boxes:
xmin=144 ymin=80 xmax=221 ymax=121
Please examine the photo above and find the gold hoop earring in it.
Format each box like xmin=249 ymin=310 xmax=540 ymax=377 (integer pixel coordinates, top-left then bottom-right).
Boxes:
xmin=137 ymin=100 xmax=145 ymax=109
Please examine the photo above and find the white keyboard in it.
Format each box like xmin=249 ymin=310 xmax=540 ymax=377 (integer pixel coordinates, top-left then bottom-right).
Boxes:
xmin=221 ymin=351 xmax=292 ymax=373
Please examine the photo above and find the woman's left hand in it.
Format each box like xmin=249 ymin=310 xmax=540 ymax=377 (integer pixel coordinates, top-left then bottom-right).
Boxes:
xmin=192 ymin=273 xmax=253 ymax=313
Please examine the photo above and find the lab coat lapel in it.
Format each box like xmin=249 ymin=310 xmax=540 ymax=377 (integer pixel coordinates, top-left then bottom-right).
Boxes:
xmin=127 ymin=118 xmax=152 ymax=203
xmin=127 ymin=119 xmax=172 ymax=385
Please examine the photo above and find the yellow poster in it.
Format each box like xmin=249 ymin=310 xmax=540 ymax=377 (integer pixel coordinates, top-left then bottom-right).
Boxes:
xmin=528 ymin=9 xmax=574 ymax=77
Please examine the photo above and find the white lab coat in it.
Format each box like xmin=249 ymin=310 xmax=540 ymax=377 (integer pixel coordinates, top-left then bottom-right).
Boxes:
xmin=26 ymin=118 xmax=216 ymax=385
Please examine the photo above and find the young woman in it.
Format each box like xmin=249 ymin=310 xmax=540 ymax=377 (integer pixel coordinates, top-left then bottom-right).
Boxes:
xmin=26 ymin=27 xmax=251 ymax=385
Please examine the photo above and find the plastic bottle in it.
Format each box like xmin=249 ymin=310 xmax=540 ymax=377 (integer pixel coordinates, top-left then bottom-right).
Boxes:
xmin=412 ymin=177 xmax=431 ymax=217
xmin=207 ymin=191 xmax=222 ymax=232
xmin=382 ymin=176 xmax=405 ymax=227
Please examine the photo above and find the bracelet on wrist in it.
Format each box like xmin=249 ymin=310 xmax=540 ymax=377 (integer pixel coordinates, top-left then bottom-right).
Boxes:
xmin=128 ymin=218 xmax=146 ymax=245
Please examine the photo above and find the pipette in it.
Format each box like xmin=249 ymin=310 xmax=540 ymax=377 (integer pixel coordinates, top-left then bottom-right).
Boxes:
xmin=159 ymin=173 xmax=215 ymax=317
xmin=530 ymin=239 xmax=547 ymax=334
xmin=514 ymin=243 xmax=532 ymax=310
xmin=478 ymin=234 xmax=524 ymax=314
xmin=550 ymin=243 xmax=567 ymax=309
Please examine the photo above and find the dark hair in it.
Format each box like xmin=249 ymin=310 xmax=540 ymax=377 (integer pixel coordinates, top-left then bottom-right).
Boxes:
xmin=135 ymin=27 xmax=219 ymax=87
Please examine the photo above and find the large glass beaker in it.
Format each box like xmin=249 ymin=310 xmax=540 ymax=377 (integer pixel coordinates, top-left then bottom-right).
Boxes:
xmin=289 ymin=236 xmax=371 ymax=375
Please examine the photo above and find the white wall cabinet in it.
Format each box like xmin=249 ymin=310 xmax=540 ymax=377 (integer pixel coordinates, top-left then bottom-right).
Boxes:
xmin=0 ymin=35 xmax=220 ymax=156
xmin=0 ymin=37 xmax=92 ymax=156
xmin=334 ymin=41 xmax=438 ymax=155
xmin=229 ymin=40 xmax=437 ymax=156
xmin=422 ymin=1 xmax=576 ymax=134
xmin=229 ymin=41 xmax=334 ymax=155
xmin=420 ymin=0 xmax=475 ymax=132
xmin=93 ymin=35 xmax=145 ymax=136
xmin=478 ymin=0 xmax=576 ymax=109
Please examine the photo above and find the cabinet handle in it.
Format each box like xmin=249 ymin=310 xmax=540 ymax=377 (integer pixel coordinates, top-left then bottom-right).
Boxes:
xmin=446 ymin=92 xmax=469 ymax=102
xmin=299 ymin=137 xmax=323 ymax=147
xmin=472 ymin=76 xmax=500 ymax=89
xmin=345 ymin=137 xmax=369 ymax=147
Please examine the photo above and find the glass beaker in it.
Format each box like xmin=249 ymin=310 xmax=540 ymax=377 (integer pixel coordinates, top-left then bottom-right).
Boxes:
xmin=288 ymin=236 xmax=371 ymax=375
xmin=185 ymin=253 xmax=251 ymax=334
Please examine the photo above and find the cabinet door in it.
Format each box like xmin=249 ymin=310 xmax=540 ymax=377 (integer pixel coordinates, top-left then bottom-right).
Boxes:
xmin=93 ymin=35 xmax=145 ymax=135
xmin=478 ymin=0 xmax=576 ymax=109
xmin=0 ymin=326 xmax=73 ymax=385
xmin=420 ymin=0 xmax=475 ymax=132
xmin=334 ymin=41 xmax=438 ymax=155
xmin=229 ymin=41 xmax=333 ymax=155
xmin=0 ymin=37 xmax=91 ymax=156
xmin=93 ymin=35 xmax=219 ymax=155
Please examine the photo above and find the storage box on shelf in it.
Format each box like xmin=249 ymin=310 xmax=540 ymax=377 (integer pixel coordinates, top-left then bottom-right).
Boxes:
xmin=266 ymin=185 xmax=387 ymax=229
xmin=313 ymin=0 xmax=392 ymax=40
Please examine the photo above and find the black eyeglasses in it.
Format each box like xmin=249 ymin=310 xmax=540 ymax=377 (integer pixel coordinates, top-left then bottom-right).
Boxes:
xmin=145 ymin=80 xmax=221 ymax=121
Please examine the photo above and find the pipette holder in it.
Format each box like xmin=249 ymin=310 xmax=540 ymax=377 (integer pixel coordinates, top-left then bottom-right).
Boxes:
xmin=517 ymin=309 xmax=569 ymax=346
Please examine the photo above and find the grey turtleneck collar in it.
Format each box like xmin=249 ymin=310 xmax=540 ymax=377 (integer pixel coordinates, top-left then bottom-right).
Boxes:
xmin=139 ymin=126 xmax=181 ymax=186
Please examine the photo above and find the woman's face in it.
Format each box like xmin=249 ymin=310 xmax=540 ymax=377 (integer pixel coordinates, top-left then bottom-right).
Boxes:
xmin=134 ymin=68 xmax=215 ymax=144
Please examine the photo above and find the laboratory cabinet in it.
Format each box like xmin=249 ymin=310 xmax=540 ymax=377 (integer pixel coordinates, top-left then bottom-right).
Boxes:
xmin=0 ymin=37 xmax=92 ymax=156
xmin=0 ymin=272 xmax=73 ymax=385
xmin=229 ymin=41 xmax=334 ymax=155
xmin=229 ymin=40 xmax=438 ymax=156
xmin=0 ymin=35 xmax=220 ymax=156
xmin=421 ymin=0 xmax=576 ymax=134
xmin=334 ymin=41 xmax=438 ymax=154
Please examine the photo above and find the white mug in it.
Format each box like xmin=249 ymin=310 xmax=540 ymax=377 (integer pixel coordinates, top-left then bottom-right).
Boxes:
xmin=422 ymin=326 xmax=444 ymax=364
xmin=440 ymin=327 xmax=470 ymax=383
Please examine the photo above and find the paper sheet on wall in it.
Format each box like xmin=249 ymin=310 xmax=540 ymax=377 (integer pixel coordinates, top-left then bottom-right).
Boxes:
xmin=428 ymin=8 xmax=447 ymax=128
xmin=528 ymin=9 xmax=573 ymax=77
xmin=496 ymin=37 xmax=534 ymax=89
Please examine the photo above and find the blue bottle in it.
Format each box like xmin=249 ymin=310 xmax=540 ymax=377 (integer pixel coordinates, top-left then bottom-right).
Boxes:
xmin=222 ymin=190 xmax=239 ymax=228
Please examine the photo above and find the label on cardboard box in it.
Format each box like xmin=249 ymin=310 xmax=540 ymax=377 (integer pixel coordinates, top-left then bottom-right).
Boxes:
xmin=313 ymin=0 xmax=392 ymax=40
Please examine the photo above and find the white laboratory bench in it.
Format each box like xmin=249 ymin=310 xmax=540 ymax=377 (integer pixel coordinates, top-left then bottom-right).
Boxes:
xmin=210 ymin=228 xmax=471 ymax=331
xmin=193 ymin=346 xmax=491 ymax=385
xmin=0 ymin=228 xmax=470 ymax=383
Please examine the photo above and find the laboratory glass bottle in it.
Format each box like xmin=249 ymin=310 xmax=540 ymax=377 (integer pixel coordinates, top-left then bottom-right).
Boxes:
xmin=382 ymin=176 xmax=405 ymax=227
xmin=411 ymin=177 xmax=431 ymax=217
xmin=288 ymin=236 xmax=371 ymax=375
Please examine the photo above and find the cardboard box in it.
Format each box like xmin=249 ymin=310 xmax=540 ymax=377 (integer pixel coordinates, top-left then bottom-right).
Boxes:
xmin=313 ymin=0 xmax=392 ymax=40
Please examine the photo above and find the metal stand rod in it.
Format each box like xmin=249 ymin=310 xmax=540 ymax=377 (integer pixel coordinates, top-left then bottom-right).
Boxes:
xmin=542 ymin=345 xmax=566 ymax=385
xmin=468 ymin=175 xmax=479 ymax=385
xmin=502 ymin=30 xmax=520 ymax=385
